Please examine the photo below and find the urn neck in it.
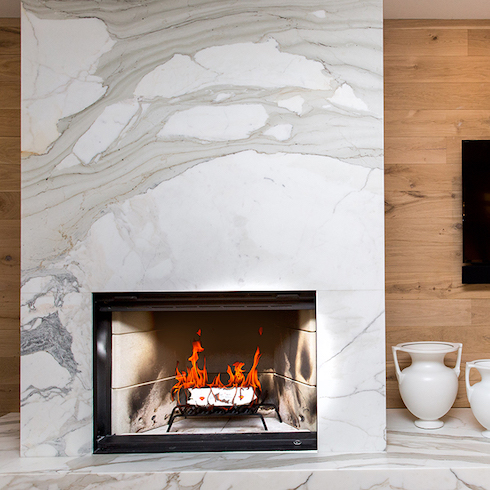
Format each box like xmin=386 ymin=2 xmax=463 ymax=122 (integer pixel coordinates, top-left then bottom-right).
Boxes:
xmin=472 ymin=360 xmax=490 ymax=380
xmin=409 ymin=352 xmax=448 ymax=364
xmin=396 ymin=342 xmax=460 ymax=363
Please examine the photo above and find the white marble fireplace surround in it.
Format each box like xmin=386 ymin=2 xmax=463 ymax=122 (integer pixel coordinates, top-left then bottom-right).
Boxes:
xmin=20 ymin=0 xmax=385 ymax=458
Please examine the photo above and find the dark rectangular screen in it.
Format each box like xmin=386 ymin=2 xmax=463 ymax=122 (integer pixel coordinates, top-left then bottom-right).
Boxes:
xmin=462 ymin=140 xmax=490 ymax=283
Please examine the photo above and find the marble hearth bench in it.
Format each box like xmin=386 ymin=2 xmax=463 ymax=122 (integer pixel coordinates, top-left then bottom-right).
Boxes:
xmin=0 ymin=409 xmax=489 ymax=489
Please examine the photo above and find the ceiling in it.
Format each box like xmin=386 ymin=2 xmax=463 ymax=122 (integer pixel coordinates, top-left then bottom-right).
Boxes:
xmin=1 ymin=1 xmax=490 ymax=20
xmin=384 ymin=0 xmax=490 ymax=19
xmin=0 ymin=0 xmax=19 ymax=17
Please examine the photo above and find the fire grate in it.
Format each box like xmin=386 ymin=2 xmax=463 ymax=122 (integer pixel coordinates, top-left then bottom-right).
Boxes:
xmin=167 ymin=403 xmax=282 ymax=432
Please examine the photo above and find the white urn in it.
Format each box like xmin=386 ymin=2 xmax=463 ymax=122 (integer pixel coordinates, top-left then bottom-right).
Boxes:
xmin=392 ymin=341 xmax=462 ymax=429
xmin=466 ymin=359 xmax=490 ymax=438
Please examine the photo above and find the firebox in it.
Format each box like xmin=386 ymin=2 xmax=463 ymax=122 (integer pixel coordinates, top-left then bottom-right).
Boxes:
xmin=93 ymin=291 xmax=317 ymax=453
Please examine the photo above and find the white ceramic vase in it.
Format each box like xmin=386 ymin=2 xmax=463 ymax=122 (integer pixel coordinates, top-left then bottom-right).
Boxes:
xmin=392 ymin=341 xmax=463 ymax=429
xmin=465 ymin=359 xmax=490 ymax=438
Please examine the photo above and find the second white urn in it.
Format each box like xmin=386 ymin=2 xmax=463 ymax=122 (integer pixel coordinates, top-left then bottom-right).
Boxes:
xmin=393 ymin=341 xmax=462 ymax=429
xmin=466 ymin=359 xmax=490 ymax=438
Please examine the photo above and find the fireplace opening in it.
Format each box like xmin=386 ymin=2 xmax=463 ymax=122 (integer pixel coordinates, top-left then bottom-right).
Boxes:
xmin=94 ymin=291 xmax=317 ymax=453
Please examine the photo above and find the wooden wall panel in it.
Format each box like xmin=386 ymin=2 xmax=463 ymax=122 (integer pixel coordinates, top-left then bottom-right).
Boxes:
xmin=0 ymin=192 xmax=20 ymax=219
xmin=385 ymin=83 xmax=490 ymax=110
xmin=385 ymin=56 xmax=490 ymax=83
xmin=0 ymin=18 xmax=20 ymax=415
xmin=383 ymin=28 xmax=468 ymax=56
xmin=385 ymin=163 xmax=460 ymax=221
xmin=385 ymin=110 xmax=490 ymax=138
xmin=385 ymin=20 xmax=490 ymax=409
xmin=0 ymin=164 xmax=19 ymax=190
xmin=0 ymin=21 xmax=20 ymax=57
xmin=468 ymin=30 xmax=490 ymax=55
xmin=385 ymin=136 xmax=447 ymax=164
xmin=0 ymin=137 xmax=19 ymax=164
xmin=0 ymin=58 xmax=19 ymax=82
xmin=0 ymin=82 xmax=19 ymax=109
xmin=0 ymin=110 xmax=19 ymax=137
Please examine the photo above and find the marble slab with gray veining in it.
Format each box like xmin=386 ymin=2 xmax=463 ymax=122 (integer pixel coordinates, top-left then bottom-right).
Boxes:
xmin=20 ymin=0 xmax=386 ymax=457
xmin=21 ymin=0 xmax=383 ymax=277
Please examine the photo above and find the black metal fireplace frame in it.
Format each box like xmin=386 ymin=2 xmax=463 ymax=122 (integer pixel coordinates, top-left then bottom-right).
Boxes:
xmin=93 ymin=291 xmax=317 ymax=453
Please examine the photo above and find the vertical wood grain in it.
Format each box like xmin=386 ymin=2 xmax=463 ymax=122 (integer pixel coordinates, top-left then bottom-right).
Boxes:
xmin=0 ymin=18 xmax=20 ymax=416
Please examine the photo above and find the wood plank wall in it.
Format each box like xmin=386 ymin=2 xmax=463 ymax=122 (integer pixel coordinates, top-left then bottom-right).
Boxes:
xmin=385 ymin=20 xmax=490 ymax=408
xmin=1 ymin=18 xmax=489 ymax=414
xmin=0 ymin=18 xmax=20 ymax=416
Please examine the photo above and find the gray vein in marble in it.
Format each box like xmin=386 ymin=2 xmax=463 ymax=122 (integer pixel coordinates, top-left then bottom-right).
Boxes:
xmin=332 ymin=167 xmax=375 ymax=214
xmin=21 ymin=312 xmax=79 ymax=398
xmin=327 ymin=376 xmax=385 ymax=400
xmin=450 ymin=470 xmax=488 ymax=490
xmin=291 ymin=472 xmax=313 ymax=489
xmin=21 ymin=270 xmax=79 ymax=303
xmin=322 ymin=310 xmax=383 ymax=367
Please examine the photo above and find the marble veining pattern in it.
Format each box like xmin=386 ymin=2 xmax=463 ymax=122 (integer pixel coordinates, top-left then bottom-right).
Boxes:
xmin=21 ymin=0 xmax=385 ymax=457
xmin=21 ymin=0 xmax=383 ymax=274
xmin=21 ymin=312 xmax=78 ymax=399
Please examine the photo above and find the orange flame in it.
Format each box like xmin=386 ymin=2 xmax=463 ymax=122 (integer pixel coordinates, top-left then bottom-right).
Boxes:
xmin=171 ymin=340 xmax=262 ymax=402
xmin=227 ymin=362 xmax=246 ymax=387
xmin=209 ymin=373 xmax=224 ymax=388
xmin=171 ymin=340 xmax=207 ymax=402
xmin=245 ymin=346 xmax=261 ymax=390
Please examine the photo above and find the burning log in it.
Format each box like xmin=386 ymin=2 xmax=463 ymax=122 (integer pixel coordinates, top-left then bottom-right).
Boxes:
xmin=171 ymin=337 xmax=262 ymax=408
xmin=187 ymin=387 xmax=257 ymax=407
xmin=167 ymin=332 xmax=284 ymax=432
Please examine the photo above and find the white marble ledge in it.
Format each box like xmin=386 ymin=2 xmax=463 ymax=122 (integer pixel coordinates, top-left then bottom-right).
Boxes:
xmin=1 ymin=410 xmax=490 ymax=489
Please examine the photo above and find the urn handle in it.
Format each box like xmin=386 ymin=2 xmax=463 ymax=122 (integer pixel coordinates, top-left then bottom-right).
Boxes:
xmin=465 ymin=361 xmax=476 ymax=403
xmin=453 ymin=343 xmax=463 ymax=378
xmin=392 ymin=345 xmax=405 ymax=383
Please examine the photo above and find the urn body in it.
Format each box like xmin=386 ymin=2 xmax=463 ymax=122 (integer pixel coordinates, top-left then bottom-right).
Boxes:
xmin=392 ymin=342 xmax=462 ymax=429
xmin=466 ymin=359 xmax=490 ymax=438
